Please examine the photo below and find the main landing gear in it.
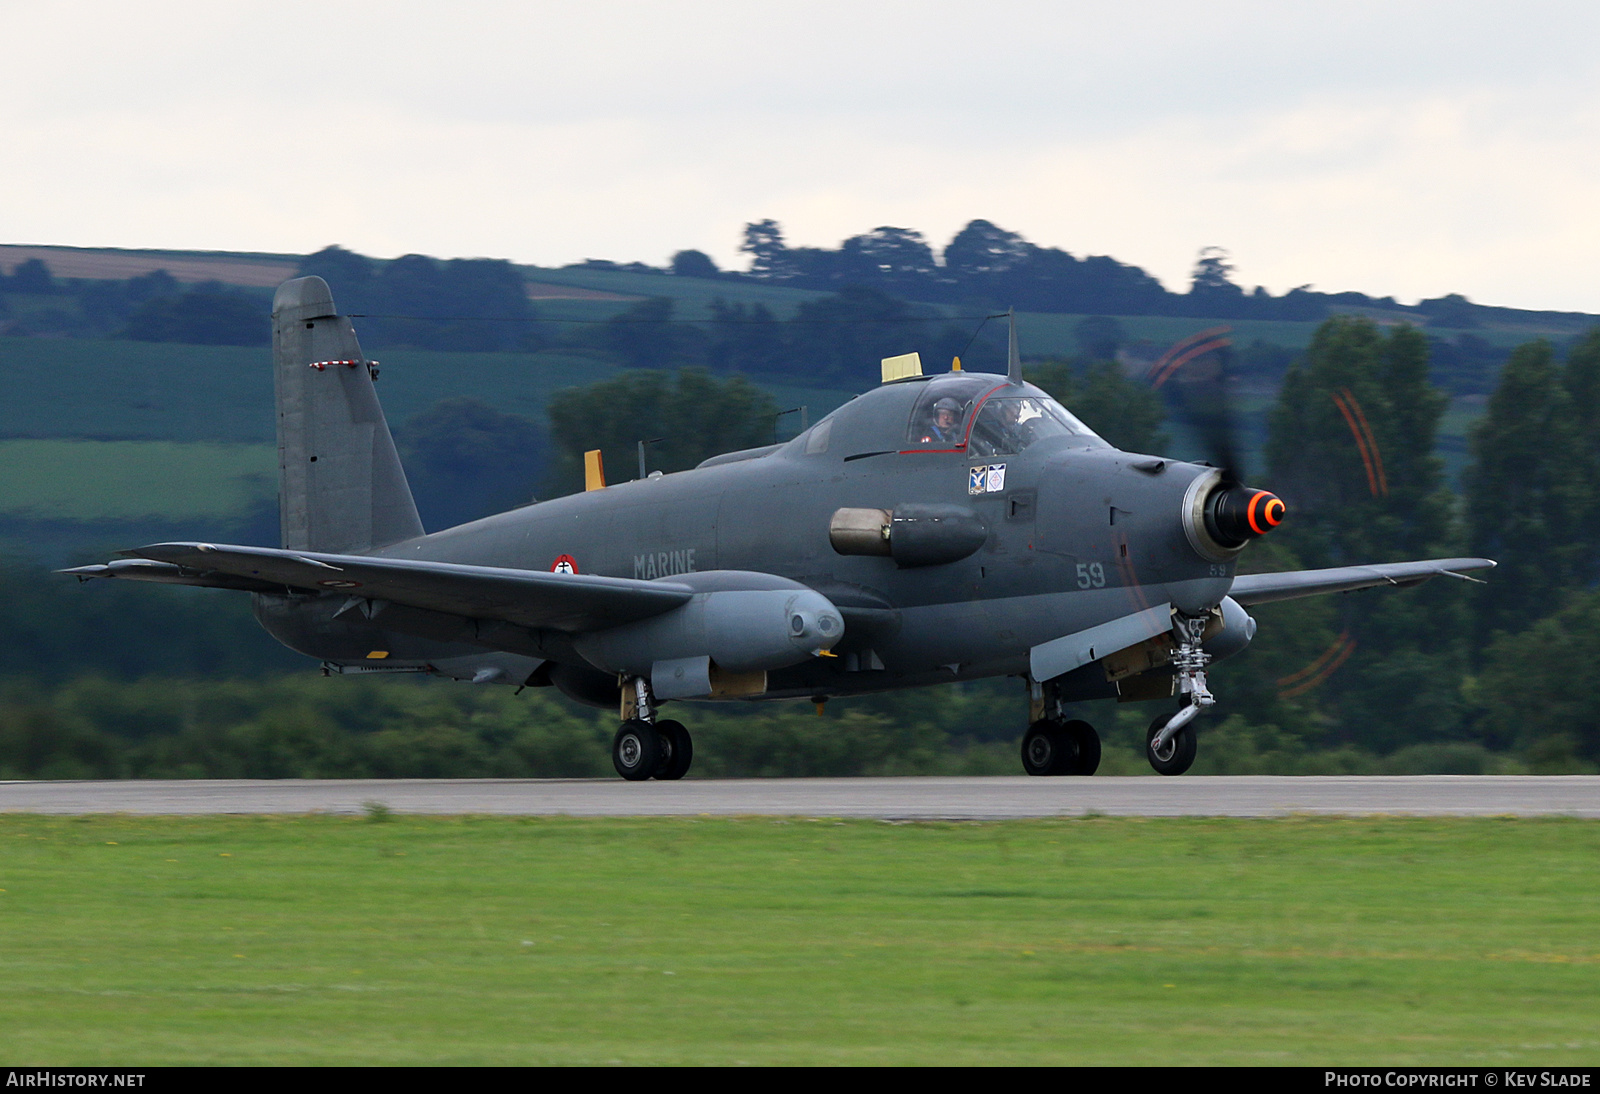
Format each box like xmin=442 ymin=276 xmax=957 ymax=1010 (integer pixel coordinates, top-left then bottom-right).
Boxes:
xmin=1021 ymin=678 xmax=1101 ymax=776
xmin=1021 ymin=718 xmax=1101 ymax=776
xmin=612 ymin=676 xmax=694 ymax=781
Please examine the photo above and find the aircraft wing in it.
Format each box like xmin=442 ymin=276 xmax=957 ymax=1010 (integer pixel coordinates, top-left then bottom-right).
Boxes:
xmin=65 ymin=542 xmax=694 ymax=633
xmin=1227 ymin=557 xmax=1495 ymax=607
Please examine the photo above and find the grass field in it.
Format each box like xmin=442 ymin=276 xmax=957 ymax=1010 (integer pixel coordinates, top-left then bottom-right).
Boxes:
xmin=1 ymin=814 xmax=1596 ymax=1065
xmin=0 ymin=440 xmax=275 ymax=520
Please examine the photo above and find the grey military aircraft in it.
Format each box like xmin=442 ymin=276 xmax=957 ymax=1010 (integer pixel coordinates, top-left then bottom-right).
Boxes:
xmin=66 ymin=276 xmax=1493 ymax=779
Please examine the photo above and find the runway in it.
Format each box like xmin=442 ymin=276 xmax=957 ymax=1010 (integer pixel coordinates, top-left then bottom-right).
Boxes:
xmin=2 ymin=776 xmax=1597 ymax=819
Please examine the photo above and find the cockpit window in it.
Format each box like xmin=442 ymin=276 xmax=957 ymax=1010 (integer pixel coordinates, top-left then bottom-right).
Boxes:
xmin=905 ymin=378 xmax=1105 ymax=453
xmin=803 ymin=418 xmax=832 ymax=454
xmin=969 ymin=395 xmax=1102 ymax=456
xmin=904 ymin=377 xmax=996 ymax=448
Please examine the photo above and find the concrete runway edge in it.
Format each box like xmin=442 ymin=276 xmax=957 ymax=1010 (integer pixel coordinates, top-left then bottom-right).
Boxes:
xmin=1 ymin=775 xmax=1597 ymax=819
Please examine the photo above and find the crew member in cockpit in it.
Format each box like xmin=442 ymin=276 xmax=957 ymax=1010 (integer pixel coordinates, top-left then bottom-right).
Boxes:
xmin=919 ymin=397 xmax=963 ymax=446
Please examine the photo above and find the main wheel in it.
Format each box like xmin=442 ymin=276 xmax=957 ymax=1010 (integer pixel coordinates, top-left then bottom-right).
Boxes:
xmin=613 ymin=719 xmax=662 ymax=781
xmin=1146 ymin=714 xmax=1197 ymax=776
xmin=653 ymin=719 xmax=693 ymax=780
xmin=1021 ymin=719 xmax=1065 ymax=776
xmin=1060 ymin=719 xmax=1101 ymax=776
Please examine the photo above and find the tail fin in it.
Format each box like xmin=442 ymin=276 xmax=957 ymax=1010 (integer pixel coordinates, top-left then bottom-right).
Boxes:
xmin=272 ymin=276 xmax=423 ymax=553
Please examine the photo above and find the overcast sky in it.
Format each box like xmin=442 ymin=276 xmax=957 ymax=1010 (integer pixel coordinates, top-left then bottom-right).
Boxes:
xmin=5 ymin=1 xmax=1599 ymax=310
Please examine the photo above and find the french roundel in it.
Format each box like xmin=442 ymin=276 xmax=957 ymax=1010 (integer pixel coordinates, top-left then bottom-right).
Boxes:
xmin=551 ymin=554 xmax=579 ymax=575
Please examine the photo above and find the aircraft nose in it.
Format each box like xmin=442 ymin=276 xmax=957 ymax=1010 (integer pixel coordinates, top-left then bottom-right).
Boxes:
xmin=1208 ymin=487 xmax=1286 ymax=545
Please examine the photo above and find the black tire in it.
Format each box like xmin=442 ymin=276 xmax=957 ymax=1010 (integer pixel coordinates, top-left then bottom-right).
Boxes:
xmin=1060 ymin=719 xmax=1101 ymax=776
xmin=613 ymin=720 xmax=662 ymax=781
xmin=653 ymin=719 xmax=693 ymax=780
xmin=1021 ymin=719 xmax=1065 ymax=776
xmin=1146 ymin=714 xmax=1197 ymax=776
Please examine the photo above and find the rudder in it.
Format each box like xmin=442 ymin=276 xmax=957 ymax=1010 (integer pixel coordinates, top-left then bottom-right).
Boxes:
xmin=272 ymin=276 xmax=423 ymax=553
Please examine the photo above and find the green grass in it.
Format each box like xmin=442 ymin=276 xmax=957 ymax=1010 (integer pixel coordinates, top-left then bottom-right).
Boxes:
xmin=0 ymin=814 xmax=1596 ymax=1065
xmin=0 ymin=440 xmax=275 ymax=520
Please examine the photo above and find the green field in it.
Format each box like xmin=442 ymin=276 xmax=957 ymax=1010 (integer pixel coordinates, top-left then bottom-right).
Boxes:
xmin=0 ymin=440 xmax=275 ymax=520
xmin=1 ymin=814 xmax=1595 ymax=1065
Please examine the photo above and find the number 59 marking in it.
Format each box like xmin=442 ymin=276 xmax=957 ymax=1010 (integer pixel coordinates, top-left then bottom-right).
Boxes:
xmin=1076 ymin=562 xmax=1106 ymax=589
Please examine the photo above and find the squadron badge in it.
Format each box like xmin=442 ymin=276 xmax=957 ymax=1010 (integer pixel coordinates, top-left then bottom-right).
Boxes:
xmin=969 ymin=462 xmax=1007 ymax=495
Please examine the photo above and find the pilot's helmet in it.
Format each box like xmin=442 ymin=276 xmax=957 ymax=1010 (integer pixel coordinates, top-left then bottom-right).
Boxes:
xmin=933 ymin=397 xmax=961 ymax=417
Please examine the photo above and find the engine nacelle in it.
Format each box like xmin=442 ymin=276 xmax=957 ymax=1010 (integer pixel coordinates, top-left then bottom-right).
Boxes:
xmin=572 ymin=571 xmax=843 ymax=698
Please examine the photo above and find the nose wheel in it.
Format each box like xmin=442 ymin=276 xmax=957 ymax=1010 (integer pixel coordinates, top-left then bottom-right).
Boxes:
xmin=1145 ymin=713 xmax=1197 ymax=776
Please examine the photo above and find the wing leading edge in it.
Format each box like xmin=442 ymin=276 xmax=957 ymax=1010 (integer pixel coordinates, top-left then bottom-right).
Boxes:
xmin=1227 ymin=557 xmax=1495 ymax=607
xmin=65 ymin=542 xmax=694 ymax=633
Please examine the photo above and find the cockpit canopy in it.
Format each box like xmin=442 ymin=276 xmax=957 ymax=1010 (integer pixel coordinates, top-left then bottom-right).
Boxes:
xmin=904 ymin=375 xmax=1107 ymax=456
xmin=790 ymin=373 xmax=1108 ymax=460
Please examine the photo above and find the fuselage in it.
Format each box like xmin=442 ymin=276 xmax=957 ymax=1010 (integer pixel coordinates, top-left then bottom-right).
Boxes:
xmin=255 ymin=371 xmax=1235 ymax=702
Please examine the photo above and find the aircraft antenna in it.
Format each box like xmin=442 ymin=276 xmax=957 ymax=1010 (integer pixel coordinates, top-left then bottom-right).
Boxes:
xmin=1007 ymin=306 xmax=1022 ymax=384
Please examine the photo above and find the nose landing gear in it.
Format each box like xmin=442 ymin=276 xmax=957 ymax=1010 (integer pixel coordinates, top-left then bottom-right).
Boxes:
xmin=1144 ymin=611 xmax=1214 ymax=776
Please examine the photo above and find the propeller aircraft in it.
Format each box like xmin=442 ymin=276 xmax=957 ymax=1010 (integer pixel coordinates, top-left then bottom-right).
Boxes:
xmin=65 ymin=276 xmax=1494 ymax=779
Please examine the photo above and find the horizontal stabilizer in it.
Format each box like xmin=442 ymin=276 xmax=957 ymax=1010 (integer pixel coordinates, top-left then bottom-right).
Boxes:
xmin=119 ymin=542 xmax=694 ymax=633
xmin=1030 ymin=602 xmax=1173 ymax=683
xmin=1228 ymin=557 xmax=1495 ymax=607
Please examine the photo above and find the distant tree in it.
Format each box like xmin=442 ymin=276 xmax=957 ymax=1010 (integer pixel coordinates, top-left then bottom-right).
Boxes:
xmin=1185 ymin=246 xmax=1247 ymax=317
xmin=361 ymin=253 xmax=536 ymax=351
xmin=1477 ymin=589 xmax=1600 ymax=769
xmin=942 ymin=219 xmax=1034 ymax=280
xmin=740 ymin=219 xmax=792 ymax=279
xmin=545 ymin=368 xmax=779 ymax=495
xmin=1072 ymin=316 xmax=1125 ymax=361
xmin=670 ymin=250 xmax=720 ymax=279
xmin=1025 ymin=359 xmax=1167 ymax=454
xmin=0 ymin=556 xmax=302 ymax=682
xmin=1416 ymin=293 xmax=1480 ymax=330
xmin=1425 ymin=332 xmax=1508 ymax=396
xmin=394 ymin=398 xmax=546 ymax=531
xmin=835 ymin=227 xmax=937 ymax=294
xmin=706 ymin=299 xmax=786 ymax=374
xmin=1463 ymin=339 xmax=1591 ymax=643
xmin=75 ymin=270 xmax=181 ymax=333
xmin=7 ymin=258 xmax=57 ymax=294
xmin=126 ymin=269 xmax=179 ymax=303
xmin=785 ymin=287 xmax=931 ymax=386
xmin=121 ymin=285 xmax=267 ymax=346
xmin=1265 ymin=316 xmax=1466 ymax=749
xmin=1561 ymin=329 xmax=1600 ymax=582
xmin=296 ymin=245 xmax=377 ymax=308
xmin=587 ymin=297 xmax=707 ymax=371
xmin=1190 ymin=246 xmax=1236 ymax=291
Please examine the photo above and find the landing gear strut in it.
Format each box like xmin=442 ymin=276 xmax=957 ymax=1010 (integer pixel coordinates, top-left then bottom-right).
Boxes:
xmin=1021 ymin=680 xmax=1101 ymax=776
xmin=612 ymin=675 xmax=695 ymax=781
xmin=1145 ymin=612 xmax=1214 ymax=776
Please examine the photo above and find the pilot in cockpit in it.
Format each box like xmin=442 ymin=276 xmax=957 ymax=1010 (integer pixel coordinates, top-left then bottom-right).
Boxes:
xmin=918 ymin=397 xmax=963 ymax=446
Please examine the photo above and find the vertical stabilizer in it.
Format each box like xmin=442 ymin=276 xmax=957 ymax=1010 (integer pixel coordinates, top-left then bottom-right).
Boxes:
xmin=272 ymin=276 xmax=423 ymax=553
